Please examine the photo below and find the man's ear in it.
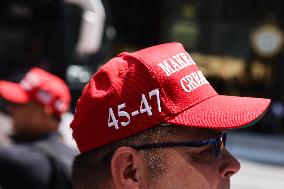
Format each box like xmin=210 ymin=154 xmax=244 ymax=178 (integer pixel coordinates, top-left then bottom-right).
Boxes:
xmin=111 ymin=147 xmax=148 ymax=189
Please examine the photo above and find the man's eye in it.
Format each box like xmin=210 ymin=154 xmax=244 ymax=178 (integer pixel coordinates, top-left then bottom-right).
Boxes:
xmin=190 ymin=145 xmax=214 ymax=162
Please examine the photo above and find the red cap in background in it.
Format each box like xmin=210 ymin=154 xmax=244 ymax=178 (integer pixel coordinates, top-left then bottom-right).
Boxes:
xmin=0 ymin=67 xmax=71 ymax=116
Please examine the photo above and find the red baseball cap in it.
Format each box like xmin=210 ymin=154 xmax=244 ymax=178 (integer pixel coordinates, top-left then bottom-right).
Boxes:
xmin=71 ymin=42 xmax=271 ymax=153
xmin=0 ymin=67 xmax=71 ymax=116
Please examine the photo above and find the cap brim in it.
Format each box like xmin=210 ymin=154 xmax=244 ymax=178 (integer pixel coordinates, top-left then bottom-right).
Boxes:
xmin=0 ymin=81 xmax=29 ymax=103
xmin=167 ymin=95 xmax=271 ymax=129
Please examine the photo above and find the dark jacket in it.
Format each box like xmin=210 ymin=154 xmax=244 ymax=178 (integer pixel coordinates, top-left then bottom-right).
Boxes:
xmin=0 ymin=132 xmax=78 ymax=189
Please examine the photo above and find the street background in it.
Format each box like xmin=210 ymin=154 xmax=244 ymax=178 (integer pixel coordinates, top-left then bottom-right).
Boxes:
xmin=0 ymin=1 xmax=284 ymax=188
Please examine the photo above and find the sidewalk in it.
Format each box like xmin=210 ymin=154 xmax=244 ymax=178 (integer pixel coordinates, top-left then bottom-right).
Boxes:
xmin=227 ymin=131 xmax=284 ymax=189
xmin=231 ymin=159 xmax=284 ymax=189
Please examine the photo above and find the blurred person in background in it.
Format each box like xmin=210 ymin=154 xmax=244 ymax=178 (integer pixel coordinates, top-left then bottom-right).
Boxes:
xmin=0 ymin=67 xmax=78 ymax=189
xmin=0 ymin=101 xmax=12 ymax=145
xmin=71 ymin=43 xmax=271 ymax=189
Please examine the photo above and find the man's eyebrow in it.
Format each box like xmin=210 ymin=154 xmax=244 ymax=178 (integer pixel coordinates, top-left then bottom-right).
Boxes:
xmin=195 ymin=129 xmax=222 ymax=139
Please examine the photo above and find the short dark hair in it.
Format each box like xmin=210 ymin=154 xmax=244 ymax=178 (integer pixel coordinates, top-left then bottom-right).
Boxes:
xmin=72 ymin=124 xmax=181 ymax=189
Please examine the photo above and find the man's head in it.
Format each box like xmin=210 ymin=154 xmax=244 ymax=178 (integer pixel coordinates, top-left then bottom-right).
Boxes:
xmin=0 ymin=68 xmax=71 ymax=137
xmin=70 ymin=43 xmax=271 ymax=189
xmin=72 ymin=124 xmax=241 ymax=189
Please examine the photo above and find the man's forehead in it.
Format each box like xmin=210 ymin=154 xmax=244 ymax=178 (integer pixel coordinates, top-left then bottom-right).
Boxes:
xmin=166 ymin=126 xmax=222 ymax=141
xmin=190 ymin=128 xmax=221 ymax=137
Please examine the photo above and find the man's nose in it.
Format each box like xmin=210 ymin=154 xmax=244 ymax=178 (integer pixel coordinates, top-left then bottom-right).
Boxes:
xmin=219 ymin=149 xmax=241 ymax=178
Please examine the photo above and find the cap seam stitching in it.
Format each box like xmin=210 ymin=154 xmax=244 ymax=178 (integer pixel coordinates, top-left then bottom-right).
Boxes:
xmin=122 ymin=53 xmax=176 ymax=113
